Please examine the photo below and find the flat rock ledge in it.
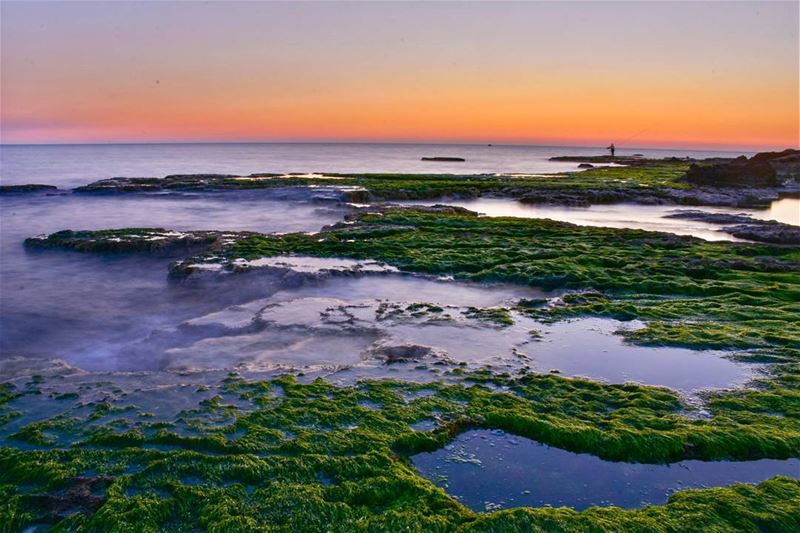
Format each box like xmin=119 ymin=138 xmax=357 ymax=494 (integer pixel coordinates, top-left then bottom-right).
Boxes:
xmin=665 ymin=210 xmax=800 ymax=245
xmin=72 ymin=174 xmax=295 ymax=192
xmin=0 ymin=184 xmax=59 ymax=194
xmin=24 ymin=228 xmax=247 ymax=254
xmin=72 ymin=174 xmax=276 ymax=193
xmin=516 ymin=185 xmax=795 ymax=209
xmin=71 ymin=174 xmax=371 ymax=203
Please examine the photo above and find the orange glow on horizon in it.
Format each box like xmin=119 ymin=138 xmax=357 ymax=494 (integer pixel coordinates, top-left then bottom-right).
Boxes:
xmin=1 ymin=1 xmax=797 ymax=151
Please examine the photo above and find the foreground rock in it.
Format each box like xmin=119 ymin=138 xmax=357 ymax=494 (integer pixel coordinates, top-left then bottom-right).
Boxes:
xmin=665 ymin=210 xmax=800 ymax=245
xmin=0 ymin=184 xmax=58 ymax=194
xmin=368 ymin=343 xmax=437 ymax=363
xmin=24 ymin=228 xmax=248 ymax=254
xmin=73 ymin=175 xmax=244 ymax=193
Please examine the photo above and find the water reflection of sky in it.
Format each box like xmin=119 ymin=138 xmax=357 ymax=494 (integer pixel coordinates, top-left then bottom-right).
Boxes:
xmin=404 ymin=197 xmax=798 ymax=238
xmin=412 ymin=429 xmax=800 ymax=511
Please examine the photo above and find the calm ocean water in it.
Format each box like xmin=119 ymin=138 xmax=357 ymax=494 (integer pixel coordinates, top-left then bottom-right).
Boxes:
xmin=0 ymin=142 xmax=750 ymax=188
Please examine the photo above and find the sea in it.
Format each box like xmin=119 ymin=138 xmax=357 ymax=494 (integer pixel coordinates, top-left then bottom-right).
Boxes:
xmin=0 ymin=142 xmax=750 ymax=188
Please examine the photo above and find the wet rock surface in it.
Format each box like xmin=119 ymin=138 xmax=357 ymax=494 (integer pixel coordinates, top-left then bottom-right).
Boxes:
xmin=26 ymin=156 xmax=800 ymax=212
xmin=666 ymin=210 xmax=800 ymax=244
xmin=73 ymin=175 xmax=240 ymax=193
xmin=27 ymin=476 xmax=114 ymax=524
xmin=370 ymin=343 xmax=437 ymax=363
xmin=516 ymin=183 xmax=794 ymax=208
xmin=24 ymin=228 xmax=250 ymax=254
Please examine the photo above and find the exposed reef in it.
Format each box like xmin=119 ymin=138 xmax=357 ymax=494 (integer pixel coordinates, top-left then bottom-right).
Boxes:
xmin=549 ymin=155 xmax=695 ymax=165
xmin=24 ymin=228 xmax=248 ymax=255
xmin=62 ymin=154 xmax=799 ymax=209
xmin=0 ymin=184 xmax=59 ymax=194
xmin=544 ymin=152 xmax=800 ymax=207
xmin=73 ymin=175 xmax=241 ymax=193
xmin=27 ymin=207 xmax=800 ymax=354
xmin=421 ymin=157 xmax=466 ymax=162
xmin=665 ymin=210 xmax=800 ymax=245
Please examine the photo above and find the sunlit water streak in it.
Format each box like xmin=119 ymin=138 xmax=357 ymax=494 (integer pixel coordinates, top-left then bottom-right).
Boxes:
xmin=403 ymin=197 xmax=798 ymax=235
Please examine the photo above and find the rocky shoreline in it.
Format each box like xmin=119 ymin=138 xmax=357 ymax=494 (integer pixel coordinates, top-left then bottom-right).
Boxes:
xmin=24 ymin=228 xmax=250 ymax=255
xmin=4 ymin=151 xmax=798 ymax=211
xmin=6 ymin=200 xmax=800 ymax=532
xmin=0 ymin=184 xmax=59 ymax=194
xmin=514 ymin=185 xmax=797 ymax=208
xmin=664 ymin=210 xmax=800 ymax=244
xmin=539 ymin=150 xmax=800 ymax=208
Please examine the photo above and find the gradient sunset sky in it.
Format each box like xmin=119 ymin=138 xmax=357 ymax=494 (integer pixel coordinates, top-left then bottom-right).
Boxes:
xmin=1 ymin=1 xmax=798 ymax=149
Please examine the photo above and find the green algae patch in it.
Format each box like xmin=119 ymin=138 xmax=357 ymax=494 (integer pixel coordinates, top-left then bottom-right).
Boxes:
xmin=1 ymin=372 xmax=799 ymax=531
xmin=225 ymin=209 xmax=799 ymax=351
xmin=463 ymin=307 xmax=514 ymax=326
xmin=23 ymin=228 xmax=228 ymax=254
xmin=72 ymin=160 xmax=698 ymax=205
xmin=457 ymin=476 xmax=800 ymax=533
xmin=325 ymin=161 xmax=687 ymax=200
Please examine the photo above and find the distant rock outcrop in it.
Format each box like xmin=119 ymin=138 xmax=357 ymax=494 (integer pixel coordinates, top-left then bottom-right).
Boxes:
xmin=0 ymin=184 xmax=58 ymax=194
xmin=683 ymin=150 xmax=800 ymax=188
xmin=73 ymin=175 xmax=238 ymax=193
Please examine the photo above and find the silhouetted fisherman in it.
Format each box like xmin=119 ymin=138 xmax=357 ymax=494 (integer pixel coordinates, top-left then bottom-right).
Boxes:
xmin=607 ymin=143 xmax=616 ymax=157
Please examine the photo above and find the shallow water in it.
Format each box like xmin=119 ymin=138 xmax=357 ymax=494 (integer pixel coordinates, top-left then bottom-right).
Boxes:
xmin=0 ymin=191 xmax=347 ymax=367
xmin=402 ymin=198 xmax=798 ymax=238
xmin=759 ymin=196 xmax=799 ymax=225
xmin=161 ymin=274 xmax=543 ymax=371
xmin=0 ymin=369 xmax=268 ymax=444
xmin=514 ymin=318 xmax=755 ymax=392
xmin=0 ymin=182 xmax=769 ymax=388
xmin=168 ymin=275 xmax=756 ymax=392
xmin=412 ymin=429 xmax=800 ymax=511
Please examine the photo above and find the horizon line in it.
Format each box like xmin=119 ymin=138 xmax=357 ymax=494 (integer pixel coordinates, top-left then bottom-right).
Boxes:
xmin=0 ymin=139 xmax=781 ymax=154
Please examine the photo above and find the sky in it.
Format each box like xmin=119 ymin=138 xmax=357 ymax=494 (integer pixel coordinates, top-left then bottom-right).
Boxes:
xmin=1 ymin=1 xmax=798 ymax=150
